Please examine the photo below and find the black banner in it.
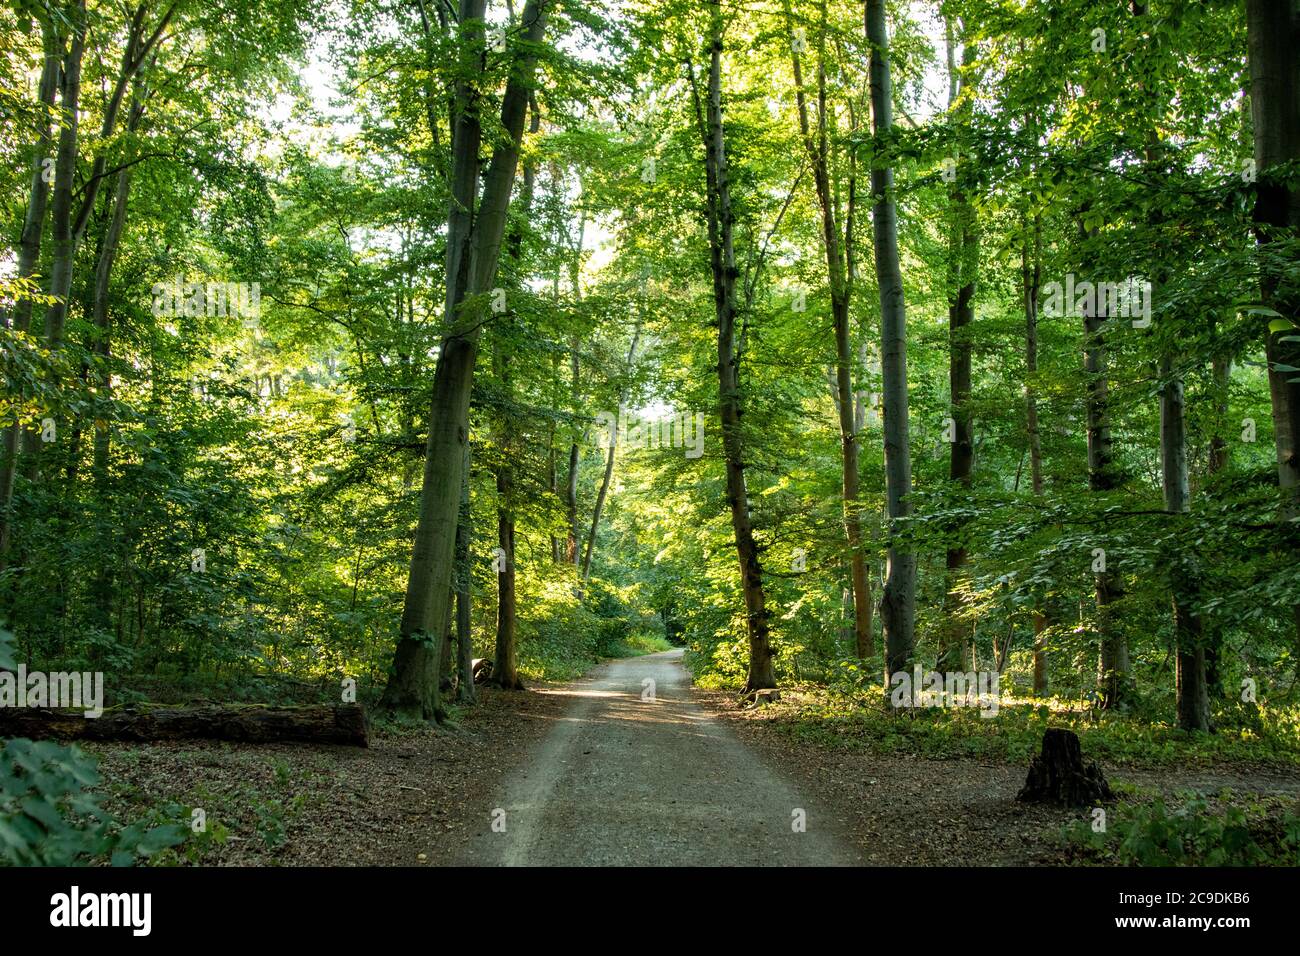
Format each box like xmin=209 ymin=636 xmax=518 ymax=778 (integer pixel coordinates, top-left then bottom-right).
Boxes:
xmin=0 ymin=865 xmax=1280 ymax=942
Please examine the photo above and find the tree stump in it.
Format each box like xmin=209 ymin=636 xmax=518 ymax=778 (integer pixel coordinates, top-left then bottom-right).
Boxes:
xmin=1016 ymin=728 xmax=1111 ymax=807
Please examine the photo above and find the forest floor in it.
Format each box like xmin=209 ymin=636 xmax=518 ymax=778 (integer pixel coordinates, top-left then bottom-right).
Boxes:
xmin=86 ymin=650 xmax=1300 ymax=866
xmin=703 ymin=691 xmax=1300 ymax=865
xmin=87 ymin=679 xmax=570 ymax=865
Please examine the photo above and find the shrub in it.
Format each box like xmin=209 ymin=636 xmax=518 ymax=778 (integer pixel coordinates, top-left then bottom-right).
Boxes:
xmin=1066 ymin=792 xmax=1300 ymax=866
xmin=1 ymin=627 xmax=187 ymax=866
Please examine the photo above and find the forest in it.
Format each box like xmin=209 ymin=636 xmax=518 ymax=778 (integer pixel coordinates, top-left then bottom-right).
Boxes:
xmin=1 ymin=0 xmax=1299 ymax=873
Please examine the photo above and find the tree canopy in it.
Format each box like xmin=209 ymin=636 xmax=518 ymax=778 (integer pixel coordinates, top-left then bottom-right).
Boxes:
xmin=1 ymin=0 xmax=1298 ymax=774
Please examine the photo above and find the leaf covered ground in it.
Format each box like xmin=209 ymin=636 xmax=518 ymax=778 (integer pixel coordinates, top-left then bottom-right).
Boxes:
xmin=75 ymin=676 xmax=1300 ymax=867
xmin=85 ymin=685 xmax=570 ymax=866
xmin=704 ymin=686 xmax=1300 ymax=866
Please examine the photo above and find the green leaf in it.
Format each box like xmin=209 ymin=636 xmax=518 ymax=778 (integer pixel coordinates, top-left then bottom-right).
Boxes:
xmin=137 ymin=823 xmax=186 ymax=855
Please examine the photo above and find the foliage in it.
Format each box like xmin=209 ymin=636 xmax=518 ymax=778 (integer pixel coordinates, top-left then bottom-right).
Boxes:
xmin=752 ymin=684 xmax=1300 ymax=769
xmin=0 ymin=736 xmax=185 ymax=866
xmin=1066 ymin=791 xmax=1300 ymax=867
xmin=0 ymin=0 xmax=1295 ymax=820
xmin=0 ymin=629 xmax=186 ymax=865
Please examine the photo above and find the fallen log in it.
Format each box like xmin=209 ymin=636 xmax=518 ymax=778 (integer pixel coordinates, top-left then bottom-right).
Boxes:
xmin=1016 ymin=727 xmax=1111 ymax=807
xmin=0 ymin=703 xmax=369 ymax=748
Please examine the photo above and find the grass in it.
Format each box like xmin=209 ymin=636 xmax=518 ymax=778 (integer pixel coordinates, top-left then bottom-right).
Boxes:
xmin=520 ymin=628 xmax=675 ymax=682
xmin=752 ymin=683 xmax=1300 ymax=770
xmin=602 ymin=632 xmax=674 ymax=659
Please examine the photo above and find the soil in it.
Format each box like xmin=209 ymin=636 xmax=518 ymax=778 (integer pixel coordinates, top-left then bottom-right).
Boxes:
xmin=85 ymin=650 xmax=1300 ymax=866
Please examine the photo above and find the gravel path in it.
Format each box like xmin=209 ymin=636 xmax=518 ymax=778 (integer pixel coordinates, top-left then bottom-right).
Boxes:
xmin=458 ymin=649 xmax=861 ymax=866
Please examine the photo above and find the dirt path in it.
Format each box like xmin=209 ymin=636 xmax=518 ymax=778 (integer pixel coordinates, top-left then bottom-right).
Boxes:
xmin=454 ymin=649 xmax=862 ymax=866
xmin=85 ymin=654 xmax=1299 ymax=866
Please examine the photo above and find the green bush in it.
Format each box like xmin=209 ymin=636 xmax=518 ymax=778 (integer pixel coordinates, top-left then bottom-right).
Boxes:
xmin=1 ymin=627 xmax=187 ymax=866
xmin=1066 ymin=792 xmax=1300 ymax=866
xmin=516 ymin=574 xmax=601 ymax=680
xmin=0 ymin=738 xmax=187 ymax=866
xmin=755 ymin=683 xmax=1300 ymax=768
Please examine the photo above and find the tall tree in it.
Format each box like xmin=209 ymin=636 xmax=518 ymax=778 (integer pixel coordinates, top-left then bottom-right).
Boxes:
xmin=0 ymin=17 xmax=60 ymax=572
xmin=865 ymin=0 xmax=915 ymax=688
xmin=785 ymin=0 xmax=872 ymax=660
xmin=1022 ymin=208 xmax=1048 ymax=694
xmin=1246 ymin=0 xmax=1300 ymax=653
xmin=1161 ymin=349 xmax=1210 ymax=731
xmin=939 ymin=21 xmax=977 ymax=674
xmin=382 ymin=0 xmax=550 ymax=719
xmin=488 ymin=91 xmax=542 ymax=692
xmin=579 ymin=323 xmax=639 ymax=588
xmin=692 ymin=0 xmax=776 ymax=691
xmin=1081 ymin=216 xmax=1130 ymax=709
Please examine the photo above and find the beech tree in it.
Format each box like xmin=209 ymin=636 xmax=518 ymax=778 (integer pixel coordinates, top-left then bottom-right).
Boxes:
xmin=382 ymin=0 xmax=549 ymax=719
xmin=2 ymin=0 xmax=1295 ymax=749
xmin=1246 ymin=0 xmax=1300 ymax=653
xmin=865 ymin=0 xmax=915 ymax=686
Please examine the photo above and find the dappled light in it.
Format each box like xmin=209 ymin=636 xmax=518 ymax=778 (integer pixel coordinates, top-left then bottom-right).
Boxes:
xmin=0 ymin=0 xmax=1297 ymax=913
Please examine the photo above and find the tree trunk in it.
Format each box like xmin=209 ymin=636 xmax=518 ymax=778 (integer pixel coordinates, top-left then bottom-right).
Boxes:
xmin=565 ymin=438 xmax=580 ymax=564
xmin=443 ymin=0 xmax=486 ymax=709
xmin=382 ymin=0 xmax=547 ymax=719
xmin=564 ymin=220 xmax=585 ymax=566
xmin=1024 ymin=212 xmax=1049 ymax=694
xmin=939 ymin=26 xmax=977 ymax=673
xmin=582 ymin=432 xmax=617 ymax=583
xmin=18 ymin=6 xmax=88 ymax=486
xmin=786 ymin=0 xmax=872 ymax=659
xmin=1017 ymin=728 xmax=1112 ymax=807
xmin=492 ymin=456 xmax=523 ymax=689
xmin=0 ymin=22 xmax=60 ymax=574
xmin=547 ymin=413 xmax=559 ymax=563
xmin=1082 ymin=221 xmax=1130 ymax=709
xmin=45 ymin=1 xmax=161 ymax=348
xmin=40 ymin=2 xmax=86 ymax=349
xmin=1205 ymin=350 xmax=1230 ymax=695
xmin=1209 ymin=353 xmax=1231 ymax=475
xmin=580 ymin=326 xmax=640 ymax=586
xmin=694 ymin=3 xmax=776 ymax=691
xmin=1160 ymin=357 xmax=1210 ymax=731
xmin=488 ymin=89 xmax=539 ymax=691
xmin=565 ymin=339 xmax=581 ymax=564
xmin=437 ymin=582 xmax=455 ymax=692
xmin=1246 ymin=0 xmax=1300 ymax=653
xmin=455 ymin=444 xmax=476 ymax=703
xmin=866 ymin=0 xmax=916 ymax=687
